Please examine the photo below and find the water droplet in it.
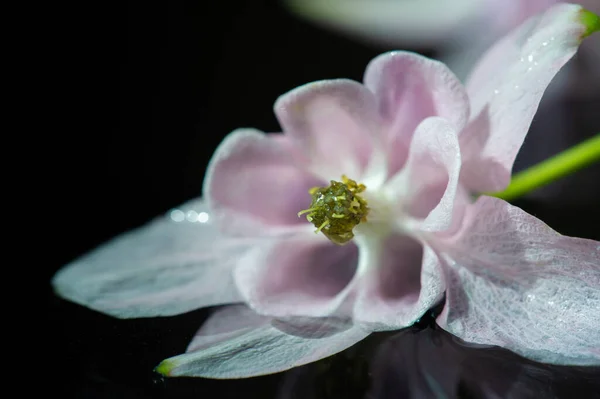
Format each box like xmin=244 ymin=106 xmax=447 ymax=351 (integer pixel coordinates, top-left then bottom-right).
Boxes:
xmin=542 ymin=41 xmax=548 ymax=46
xmin=527 ymin=54 xmax=534 ymax=62
xmin=186 ymin=210 xmax=198 ymax=222
xmin=170 ymin=209 xmax=185 ymax=222
xmin=494 ymin=89 xmax=500 ymax=94
xmin=197 ymin=211 xmax=210 ymax=223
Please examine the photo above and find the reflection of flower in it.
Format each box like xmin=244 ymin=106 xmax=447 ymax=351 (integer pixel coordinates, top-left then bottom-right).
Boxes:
xmin=52 ymin=4 xmax=599 ymax=378
xmin=278 ymin=317 xmax=600 ymax=399
xmin=367 ymin=324 xmax=600 ymax=399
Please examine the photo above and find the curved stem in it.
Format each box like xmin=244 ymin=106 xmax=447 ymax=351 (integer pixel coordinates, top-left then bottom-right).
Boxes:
xmin=490 ymin=134 xmax=600 ymax=202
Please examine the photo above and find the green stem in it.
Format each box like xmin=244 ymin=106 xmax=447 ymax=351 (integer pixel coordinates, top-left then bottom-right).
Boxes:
xmin=490 ymin=133 xmax=600 ymax=201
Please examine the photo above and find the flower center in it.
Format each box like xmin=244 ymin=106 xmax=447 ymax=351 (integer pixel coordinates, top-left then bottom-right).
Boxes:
xmin=298 ymin=175 xmax=369 ymax=245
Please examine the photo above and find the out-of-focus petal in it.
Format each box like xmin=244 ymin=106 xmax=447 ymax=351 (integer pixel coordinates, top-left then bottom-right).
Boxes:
xmin=363 ymin=51 xmax=469 ymax=175
xmin=158 ymin=304 xmax=370 ymax=378
xmin=284 ymin=0 xmax=484 ymax=46
xmin=385 ymin=117 xmax=463 ymax=233
xmin=460 ymin=3 xmax=592 ymax=193
xmin=234 ymin=234 xmax=358 ymax=318
xmin=52 ymin=199 xmax=247 ymax=318
xmin=353 ymin=235 xmax=445 ymax=330
xmin=204 ymin=129 xmax=324 ymax=233
xmin=274 ymin=79 xmax=381 ymax=181
xmin=438 ymin=196 xmax=600 ymax=366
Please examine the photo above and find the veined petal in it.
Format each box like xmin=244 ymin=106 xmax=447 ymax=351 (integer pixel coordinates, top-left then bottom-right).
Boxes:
xmin=234 ymin=234 xmax=358 ymax=318
xmin=353 ymin=235 xmax=445 ymax=330
xmin=52 ymin=199 xmax=247 ymax=318
xmin=274 ymin=79 xmax=382 ymax=182
xmin=460 ymin=3 xmax=594 ymax=193
xmin=186 ymin=305 xmax=271 ymax=353
xmin=204 ymin=129 xmax=323 ymax=233
xmin=364 ymin=51 xmax=469 ymax=175
xmin=385 ymin=117 xmax=463 ymax=233
xmin=157 ymin=305 xmax=370 ymax=378
xmin=438 ymin=196 xmax=600 ymax=366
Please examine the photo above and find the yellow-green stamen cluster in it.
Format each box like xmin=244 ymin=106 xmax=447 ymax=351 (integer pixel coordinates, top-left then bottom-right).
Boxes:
xmin=298 ymin=175 xmax=369 ymax=245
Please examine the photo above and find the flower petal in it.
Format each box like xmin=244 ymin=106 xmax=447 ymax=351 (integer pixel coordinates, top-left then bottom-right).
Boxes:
xmin=204 ymin=129 xmax=323 ymax=233
xmin=385 ymin=117 xmax=463 ymax=233
xmin=460 ymin=3 xmax=592 ymax=192
xmin=439 ymin=0 xmax=559 ymax=81
xmin=234 ymin=233 xmax=358 ymax=318
xmin=438 ymin=196 xmax=600 ymax=366
xmin=52 ymin=199 xmax=247 ymax=318
xmin=274 ymin=79 xmax=381 ymax=181
xmin=353 ymin=234 xmax=445 ymax=330
xmin=284 ymin=0 xmax=484 ymax=46
xmin=186 ymin=305 xmax=271 ymax=353
xmin=364 ymin=51 xmax=469 ymax=175
xmin=158 ymin=304 xmax=370 ymax=378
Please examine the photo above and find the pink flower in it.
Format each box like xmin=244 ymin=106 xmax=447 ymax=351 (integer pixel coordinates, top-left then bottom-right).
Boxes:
xmin=52 ymin=4 xmax=599 ymax=378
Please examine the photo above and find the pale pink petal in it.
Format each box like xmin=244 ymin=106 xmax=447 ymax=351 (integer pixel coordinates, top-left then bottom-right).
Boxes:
xmin=52 ymin=199 xmax=247 ymax=318
xmin=234 ymin=234 xmax=358 ymax=318
xmin=385 ymin=117 xmax=463 ymax=233
xmin=274 ymin=79 xmax=381 ymax=181
xmin=490 ymin=0 xmax=558 ymax=32
xmin=442 ymin=0 xmax=560 ymax=78
xmin=188 ymin=306 xmax=354 ymax=347
xmin=353 ymin=235 xmax=445 ymax=330
xmin=158 ymin=304 xmax=370 ymax=378
xmin=438 ymin=196 xmax=600 ymax=365
xmin=204 ymin=129 xmax=323 ymax=233
xmin=364 ymin=51 xmax=469 ymax=175
xmin=186 ymin=305 xmax=271 ymax=352
xmin=460 ymin=3 xmax=591 ymax=192
xmin=270 ymin=315 xmax=355 ymax=339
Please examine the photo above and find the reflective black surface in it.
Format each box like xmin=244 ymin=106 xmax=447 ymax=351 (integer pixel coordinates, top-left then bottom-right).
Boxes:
xmin=48 ymin=1 xmax=599 ymax=397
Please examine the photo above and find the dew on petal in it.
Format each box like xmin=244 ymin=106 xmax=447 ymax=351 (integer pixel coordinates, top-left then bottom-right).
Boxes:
xmin=197 ymin=212 xmax=210 ymax=223
xmin=169 ymin=209 xmax=185 ymax=222
xmin=186 ymin=210 xmax=198 ymax=222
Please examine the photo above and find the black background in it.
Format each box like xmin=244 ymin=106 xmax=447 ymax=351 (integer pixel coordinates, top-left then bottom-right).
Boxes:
xmin=47 ymin=1 xmax=599 ymax=398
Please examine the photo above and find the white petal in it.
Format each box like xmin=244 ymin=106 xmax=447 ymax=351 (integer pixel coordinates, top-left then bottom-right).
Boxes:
xmin=158 ymin=305 xmax=370 ymax=378
xmin=438 ymin=196 xmax=600 ymax=365
xmin=460 ymin=3 xmax=592 ymax=192
xmin=52 ymin=198 xmax=251 ymax=318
